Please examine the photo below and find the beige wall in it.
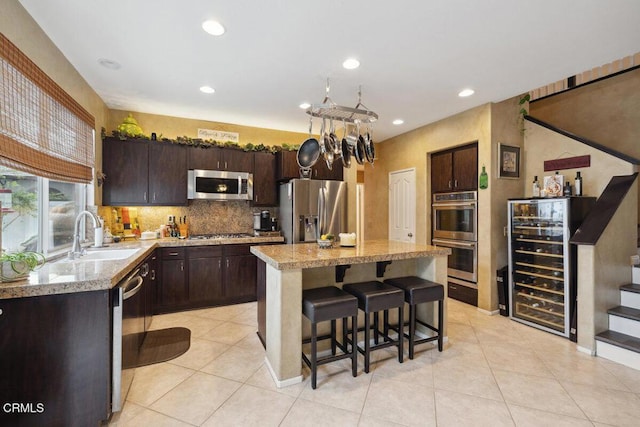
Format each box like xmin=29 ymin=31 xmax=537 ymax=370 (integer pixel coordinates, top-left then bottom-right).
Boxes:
xmin=523 ymin=120 xmax=637 ymax=198
xmin=365 ymin=98 xmax=524 ymax=312
xmin=107 ymin=109 xmax=309 ymax=148
xmin=1 ymin=0 xmax=110 ymax=189
xmin=530 ymin=68 xmax=640 ymax=160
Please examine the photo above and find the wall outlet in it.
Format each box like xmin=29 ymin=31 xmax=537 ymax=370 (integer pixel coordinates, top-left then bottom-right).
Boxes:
xmin=630 ymin=254 xmax=640 ymax=266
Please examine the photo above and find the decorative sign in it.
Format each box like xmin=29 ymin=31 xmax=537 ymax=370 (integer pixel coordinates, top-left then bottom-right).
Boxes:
xmin=197 ymin=128 xmax=240 ymax=143
xmin=544 ymin=155 xmax=590 ymax=171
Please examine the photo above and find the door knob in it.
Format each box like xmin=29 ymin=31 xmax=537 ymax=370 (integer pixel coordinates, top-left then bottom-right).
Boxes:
xmin=408 ymin=233 xmax=413 ymax=237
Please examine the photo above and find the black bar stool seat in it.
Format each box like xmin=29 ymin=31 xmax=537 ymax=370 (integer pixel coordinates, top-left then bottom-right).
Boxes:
xmin=342 ymin=281 xmax=404 ymax=373
xmin=302 ymin=286 xmax=358 ymax=389
xmin=384 ymin=276 xmax=444 ymax=359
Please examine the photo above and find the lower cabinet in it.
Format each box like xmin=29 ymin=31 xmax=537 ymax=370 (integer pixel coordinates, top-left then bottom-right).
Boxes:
xmin=0 ymin=291 xmax=111 ymax=426
xmin=188 ymin=246 xmax=223 ymax=305
xmin=223 ymin=245 xmax=257 ymax=302
xmin=157 ymin=248 xmax=188 ymax=311
xmin=155 ymin=244 xmax=259 ymax=314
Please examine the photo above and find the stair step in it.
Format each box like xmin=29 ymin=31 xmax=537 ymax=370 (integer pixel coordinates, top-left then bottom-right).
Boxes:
xmin=620 ymin=283 xmax=640 ymax=294
xmin=621 ymin=286 xmax=640 ymax=310
xmin=596 ymin=330 xmax=640 ymax=354
xmin=608 ymin=305 xmax=640 ymax=321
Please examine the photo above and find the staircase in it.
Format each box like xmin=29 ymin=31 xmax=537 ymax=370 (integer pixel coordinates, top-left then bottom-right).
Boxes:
xmin=595 ymin=274 xmax=640 ymax=370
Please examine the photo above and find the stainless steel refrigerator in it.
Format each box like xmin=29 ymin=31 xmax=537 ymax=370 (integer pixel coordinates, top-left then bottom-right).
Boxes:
xmin=279 ymin=179 xmax=347 ymax=243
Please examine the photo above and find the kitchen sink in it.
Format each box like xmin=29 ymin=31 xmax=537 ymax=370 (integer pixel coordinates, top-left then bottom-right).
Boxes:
xmin=74 ymin=248 xmax=140 ymax=261
xmin=80 ymin=248 xmax=139 ymax=261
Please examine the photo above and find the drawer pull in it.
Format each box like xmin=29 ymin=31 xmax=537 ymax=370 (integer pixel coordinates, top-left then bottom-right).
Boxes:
xmin=168 ymin=252 xmax=179 ymax=256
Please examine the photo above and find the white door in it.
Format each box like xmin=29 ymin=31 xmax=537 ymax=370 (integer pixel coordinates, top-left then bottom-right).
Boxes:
xmin=389 ymin=168 xmax=416 ymax=242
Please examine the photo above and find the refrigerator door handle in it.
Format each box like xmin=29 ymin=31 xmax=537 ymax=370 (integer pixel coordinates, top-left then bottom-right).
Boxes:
xmin=318 ymin=186 xmax=326 ymax=238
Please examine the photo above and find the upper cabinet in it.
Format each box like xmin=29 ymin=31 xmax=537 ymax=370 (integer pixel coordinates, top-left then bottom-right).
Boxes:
xmin=188 ymin=146 xmax=253 ymax=172
xmin=276 ymin=150 xmax=343 ymax=182
xmin=431 ymin=143 xmax=478 ymax=193
xmin=102 ymin=137 xmax=187 ymax=206
xmin=253 ymin=152 xmax=277 ymax=206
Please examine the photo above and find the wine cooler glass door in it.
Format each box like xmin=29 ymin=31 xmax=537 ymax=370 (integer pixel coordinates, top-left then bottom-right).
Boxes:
xmin=508 ymin=199 xmax=570 ymax=337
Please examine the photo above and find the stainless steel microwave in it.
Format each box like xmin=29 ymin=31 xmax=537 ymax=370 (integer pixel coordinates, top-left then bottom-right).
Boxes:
xmin=188 ymin=169 xmax=253 ymax=201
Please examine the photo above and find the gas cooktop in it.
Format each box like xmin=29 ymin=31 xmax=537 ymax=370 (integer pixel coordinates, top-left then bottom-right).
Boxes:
xmin=188 ymin=233 xmax=254 ymax=240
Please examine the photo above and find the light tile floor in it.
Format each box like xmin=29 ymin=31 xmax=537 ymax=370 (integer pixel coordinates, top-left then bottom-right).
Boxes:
xmin=109 ymin=299 xmax=640 ymax=426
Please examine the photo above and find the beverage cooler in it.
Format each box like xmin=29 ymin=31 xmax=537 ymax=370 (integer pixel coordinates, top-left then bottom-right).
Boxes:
xmin=507 ymin=197 xmax=595 ymax=339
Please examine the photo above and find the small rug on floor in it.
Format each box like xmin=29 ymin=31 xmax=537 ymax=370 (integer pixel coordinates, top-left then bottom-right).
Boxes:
xmin=126 ymin=327 xmax=191 ymax=369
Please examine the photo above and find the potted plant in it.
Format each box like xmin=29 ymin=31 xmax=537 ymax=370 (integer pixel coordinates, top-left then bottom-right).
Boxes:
xmin=0 ymin=250 xmax=45 ymax=282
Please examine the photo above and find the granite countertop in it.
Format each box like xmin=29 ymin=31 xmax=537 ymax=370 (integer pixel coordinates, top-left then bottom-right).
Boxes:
xmin=250 ymin=239 xmax=450 ymax=270
xmin=0 ymin=235 xmax=284 ymax=300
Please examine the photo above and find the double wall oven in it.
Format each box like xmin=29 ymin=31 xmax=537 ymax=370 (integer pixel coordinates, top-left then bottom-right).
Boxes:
xmin=432 ymin=191 xmax=478 ymax=305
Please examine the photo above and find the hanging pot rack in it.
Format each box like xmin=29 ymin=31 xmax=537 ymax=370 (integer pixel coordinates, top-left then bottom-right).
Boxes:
xmin=305 ymin=80 xmax=378 ymax=124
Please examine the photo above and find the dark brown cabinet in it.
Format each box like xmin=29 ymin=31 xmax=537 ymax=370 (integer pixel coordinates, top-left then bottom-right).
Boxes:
xmin=223 ymin=245 xmax=257 ymax=302
xmin=276 ymin=149 xmax=343 ymax=181
xmin=314 ymin=158 xmax=344 ymax=181
xmin=253 ymin=151 xmax=277 ymax=206
xmin=188 ymin=246 xmax=223 ymax=306
xmin=102 ymin=138 xmax=148 ymax=205
xmin=188 ymin=146 xmax=253 ymax=172
xmin=102 ymin=137 xmax=187 ymax=206
xmin=148 ymin=142 xmax=188 ymax=204
xmin=431 ymin=143 xmax=478 ymax=193
xmin=276 ymin=150 xmax=300 ymax=181
xmin=0 ymin=291 xmax=111 ymax=426
xmin=155 ymin=244 xmax=261 ymax=314
xmin=157 ymin=248 xmax=188 ymax=311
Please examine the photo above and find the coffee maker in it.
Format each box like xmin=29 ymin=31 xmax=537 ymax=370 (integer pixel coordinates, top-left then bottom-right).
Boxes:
xmin=253 ymin=210 xmax=271 ymax=231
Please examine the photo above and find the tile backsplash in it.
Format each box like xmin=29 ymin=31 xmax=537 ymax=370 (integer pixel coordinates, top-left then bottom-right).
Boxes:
xmin=98 ymin=201 xmax=277 ymax=236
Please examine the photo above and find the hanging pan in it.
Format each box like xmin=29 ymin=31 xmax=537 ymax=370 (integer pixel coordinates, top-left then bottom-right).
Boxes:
xmin=297 ymin=116 xmax=320 ymax=169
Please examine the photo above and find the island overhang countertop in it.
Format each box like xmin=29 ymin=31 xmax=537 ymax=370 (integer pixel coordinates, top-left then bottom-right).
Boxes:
xmin=250 ymin=239 xmax=451 ymax=270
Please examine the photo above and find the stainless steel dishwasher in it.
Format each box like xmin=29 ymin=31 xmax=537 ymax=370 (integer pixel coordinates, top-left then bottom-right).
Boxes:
xmin=111 ymin=263 xmax=146 ymax=412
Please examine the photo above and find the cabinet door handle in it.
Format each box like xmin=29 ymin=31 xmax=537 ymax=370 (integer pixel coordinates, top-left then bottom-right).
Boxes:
xmin=226 ymin=259 xmax=230 ymax=268
xmin=217 ymin=160 xmax=220 ymax=169
xmin=219 ymin=259 xmax=222 ymax=269
xmin=153 ymin=192 xmax=156 ymax=202
xmin=144 ymin=191 xmax=147 ymax=202
xmin=448 ymin=180 xmax=452 ymax=188
xmin=225 ymin=161 xmax=228 ymax=169
xmin=180 ymin=261 xmax=184 ymax=272
xmin=454 ymin=180 xmax=458 ymax=188
xmin=150 ymin=270 xmax=156 ymax=280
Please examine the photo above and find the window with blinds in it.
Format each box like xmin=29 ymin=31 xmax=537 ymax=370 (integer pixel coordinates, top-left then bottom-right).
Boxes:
xmin=0 ymin=32 xmax=95 ymax=183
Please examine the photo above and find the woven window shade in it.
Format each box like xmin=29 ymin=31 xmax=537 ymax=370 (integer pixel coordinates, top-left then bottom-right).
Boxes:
xmin=0 ymin=33 xmax=95 ymax=183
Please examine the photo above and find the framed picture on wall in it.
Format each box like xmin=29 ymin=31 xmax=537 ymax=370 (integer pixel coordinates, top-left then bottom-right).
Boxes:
xmin=498 ymin=143 xmax=520 ymax=179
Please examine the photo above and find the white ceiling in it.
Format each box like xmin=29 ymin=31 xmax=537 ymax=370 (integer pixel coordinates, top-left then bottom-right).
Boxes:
xmin=18 ymin=0 xmax=640 ymax=142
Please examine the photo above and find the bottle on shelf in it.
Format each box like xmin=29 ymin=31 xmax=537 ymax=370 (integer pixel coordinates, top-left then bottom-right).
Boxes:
xmin=563 ymin=182 xmax=572 ymax=196
xmin=479 ymin=165 xmax=488 ymax=189
xmin=532 ymin=175 xmax=541 ymax=197
xmin=532 ymin=175 xmax=540 ymax=197
xmin=575 ymin=171 xmax=582 ymax=196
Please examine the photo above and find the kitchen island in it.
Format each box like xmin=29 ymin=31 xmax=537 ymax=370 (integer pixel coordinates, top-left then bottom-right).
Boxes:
xmin=250 ymin=240 xmax=450 ymax=387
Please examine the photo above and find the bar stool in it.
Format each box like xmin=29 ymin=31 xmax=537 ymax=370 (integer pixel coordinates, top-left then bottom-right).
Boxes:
xmin=302 ymin=286 xmax=358 ymax=389
xmin=342 ymin=281 xmax=404 ymax=373
xmin=384 ymin=276 xmax=444 ymax=359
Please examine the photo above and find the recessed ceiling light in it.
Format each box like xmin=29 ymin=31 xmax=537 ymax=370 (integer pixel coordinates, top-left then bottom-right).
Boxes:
xmin=199 ymin=86 xmax=215 ymax=94
xmin=392 ymin=119 xmax=404 ymax=125
xmin=458 ymin=88 xmax=475 ymax=97
xmin=342 ymin=58 xmax=360 ymax=70
xmin=299 ymin=102 xmax=311 ymax=109
xmin=202 ymin=20 xmax=225 ymax=36
xmin=98 ymin=58 xmax=121 ymax=70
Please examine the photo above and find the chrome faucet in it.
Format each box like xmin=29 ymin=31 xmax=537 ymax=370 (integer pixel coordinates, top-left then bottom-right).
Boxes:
xmin=69 ymin=210 xmax=103 ymax=259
